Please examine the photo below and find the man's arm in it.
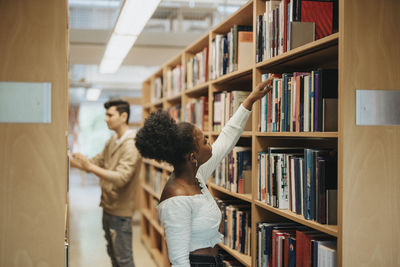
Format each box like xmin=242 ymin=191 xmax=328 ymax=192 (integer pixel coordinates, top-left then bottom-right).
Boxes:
xmin=71 ymin=153 xmax=112 ymax=181
xmin=71 ymin=141 xmax=140 ymax=188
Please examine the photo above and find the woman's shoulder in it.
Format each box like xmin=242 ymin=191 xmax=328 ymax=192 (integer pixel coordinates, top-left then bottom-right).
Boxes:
xmin=159 ymin=180 xmax=188 ymax=202
xmin=159 ymin=178 xmax=203 ymax=207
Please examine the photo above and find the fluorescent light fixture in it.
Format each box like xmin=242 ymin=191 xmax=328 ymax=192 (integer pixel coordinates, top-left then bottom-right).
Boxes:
xmin=86 ymin=88 xmax=102 ymax=101
xmin=100 ymin=34 xmax=137 ymax=73
xmin=99 ymin=0 xmax=161 ymax=74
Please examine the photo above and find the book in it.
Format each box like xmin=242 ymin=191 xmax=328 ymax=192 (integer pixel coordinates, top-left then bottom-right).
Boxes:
xmin=300 ymin=0 xmax=334 ymax=40
xmin=323 ymin=98 xmax=338 ymax=131
xmin=288 ymin=236 xmax=296 ymax=267
xmin=289 ymin=21 xmax=315 ymax=50
xmin=318 ymin=240 xmax=337 ymax=267
xmin=296 ymin=230 xmax=331 ymax=267
xmin=237 ymin=31 xmax=253 ymax=70
xmin=316 ymin=69 xmax=338 ymax=131
xmin=232 ymin=25 xmax=253 ymax=71
xmin=327 ymin=189 xmax=337 ymax=225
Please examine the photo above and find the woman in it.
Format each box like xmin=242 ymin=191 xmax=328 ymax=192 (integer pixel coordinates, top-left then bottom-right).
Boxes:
xmin=135 ymin=78 xmax=273 ymax=267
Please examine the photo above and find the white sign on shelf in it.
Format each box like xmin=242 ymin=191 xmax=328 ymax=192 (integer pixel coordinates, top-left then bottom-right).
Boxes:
xmin=0 ymin=81 xmax=52 ymax=123
xmin=356 ymin=89 xmax=400 ymax=126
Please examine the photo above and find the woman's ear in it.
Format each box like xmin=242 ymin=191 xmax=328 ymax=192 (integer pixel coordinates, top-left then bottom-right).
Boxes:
xmin=189 ymin=152 xmax=198 ymax=168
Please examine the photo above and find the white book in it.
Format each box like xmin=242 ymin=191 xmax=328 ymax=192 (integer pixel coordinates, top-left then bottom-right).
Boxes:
xmin=266 ymin=1 xmax=280 ymax=58
xmin=311 ymin=70 xmax=315 ymax=131
xmin=259 ymin=152 xmax=267 ymax=202
xmin=278 ymin=154 xmax=290 ymax=210
xmin=290 ymin=156 xmax=296 ymax=212
xmin=318 ymin=241 xmax=337 ymax=267
xmin=299 ymin=157 xmax=304 ymax=215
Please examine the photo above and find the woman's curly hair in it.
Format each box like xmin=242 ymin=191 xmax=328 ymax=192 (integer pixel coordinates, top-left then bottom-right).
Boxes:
xmin=135 ymin=110 xmax=197 ymax=167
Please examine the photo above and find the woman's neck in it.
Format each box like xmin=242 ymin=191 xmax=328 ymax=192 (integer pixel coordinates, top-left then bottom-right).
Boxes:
xmin=173 ymin=162 xmax=198 ymax=183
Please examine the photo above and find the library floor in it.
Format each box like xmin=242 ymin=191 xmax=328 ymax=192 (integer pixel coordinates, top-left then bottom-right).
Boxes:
xmin=69 ymin=169 xmax=157 ymax=267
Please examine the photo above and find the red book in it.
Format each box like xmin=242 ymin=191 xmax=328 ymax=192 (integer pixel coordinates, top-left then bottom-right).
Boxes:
xmin=295 ymin=230 xmax=318 ymax=267
xmin=282 ymin=0 xmax=289 ymax=53
xmin=301 ymin=0 xmax=333 ymax=40
xmin=296 ymin=230 xmax=331 ymax=267
xmin=273 ymin=229 xmax=296 ymax=267
xmin=283 ymin=233 xmax=292 ymax=267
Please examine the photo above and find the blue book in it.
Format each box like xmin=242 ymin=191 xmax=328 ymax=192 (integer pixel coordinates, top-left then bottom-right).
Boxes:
xmin=288 ymin=236 xmax=296 ymax=267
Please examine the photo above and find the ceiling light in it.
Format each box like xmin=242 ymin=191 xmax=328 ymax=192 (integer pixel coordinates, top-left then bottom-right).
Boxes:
xmin=99 ymin=0 xmax=161 ymax=74
xmin=86 ymin=88 xmax=102 ymax=101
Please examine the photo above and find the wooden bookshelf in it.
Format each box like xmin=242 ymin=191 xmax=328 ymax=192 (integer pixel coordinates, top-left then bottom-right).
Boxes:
xmin=139 ymin=0 xmax=400 ymax=266
xmin=0 ymin=1 xmax=69 ymax=266
xmin=208 ymin=182 xmax=252 ymax=203
xmin=218 ymin=242 xmax=252 ymax=267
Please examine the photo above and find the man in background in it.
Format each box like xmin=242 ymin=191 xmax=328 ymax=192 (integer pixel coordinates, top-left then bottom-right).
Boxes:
xmin=71 ymin=99 xmax=141 ymax=267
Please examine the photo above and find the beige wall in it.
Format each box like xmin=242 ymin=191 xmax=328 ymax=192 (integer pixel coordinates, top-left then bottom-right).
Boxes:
xmin=0 ymin=0 xmax=68 ymax=266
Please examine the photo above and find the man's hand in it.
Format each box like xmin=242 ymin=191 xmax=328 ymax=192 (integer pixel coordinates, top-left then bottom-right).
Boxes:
xmin=71 ymin=153 xmax=93 ymax=172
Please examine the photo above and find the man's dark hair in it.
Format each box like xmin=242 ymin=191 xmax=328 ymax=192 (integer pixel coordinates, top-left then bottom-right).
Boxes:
xmin=135 ymin=110 xmax=197 ymax=167
xmin=104 ymin=99 xmax=130 ymax=124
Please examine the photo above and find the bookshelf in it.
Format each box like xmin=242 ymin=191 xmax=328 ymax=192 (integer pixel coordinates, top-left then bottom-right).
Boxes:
xmin=0 ymin=0 xmax=69 ymax=266
xmin=139 ymin=0 xmax=400 ymax=266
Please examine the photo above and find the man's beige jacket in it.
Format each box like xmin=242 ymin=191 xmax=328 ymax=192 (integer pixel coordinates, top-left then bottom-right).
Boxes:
xmin=90 ymin=130 xmax=142 ymax=217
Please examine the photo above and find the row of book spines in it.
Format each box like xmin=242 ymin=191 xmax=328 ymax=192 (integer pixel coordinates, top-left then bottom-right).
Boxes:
xmin=165 ymin=65 xmax=185 ymax=97
xmin=260 ymin=69 xmax=338 ymax=133
xmin=258 ymin=148 xmax=337 ymax=225
xmin=166 ymin=104 xmax=181 ymax=123
xmin=257 ymin=223 xmax=337 ymax=267
xmin=215 ymin=199 xmax=252 ymax=256
xmin=213 ymin=90 xmax=251 ymax=132
xmin=183 ymin=96 xmax=209 ymax=131
xmin=210 ymin=25 xmax=253 ymax=80
xmin=151 ymin=65 xmax=185 ymax=102
xmin=256 ymin=0 xmax=337 ymax=62
xmin=185 ymin=47 xmax=209 ymax=89
xmin=214 ymin=147 xmax=252 ymax=194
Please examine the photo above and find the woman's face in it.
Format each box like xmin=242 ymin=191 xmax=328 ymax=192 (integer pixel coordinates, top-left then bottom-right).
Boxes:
xmin=193 ymin=127 xmax=212 ymax=165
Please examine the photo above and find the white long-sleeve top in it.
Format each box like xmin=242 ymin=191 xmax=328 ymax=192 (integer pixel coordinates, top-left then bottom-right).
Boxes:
xmin=157 ymin=104 xmax=251 ymax=267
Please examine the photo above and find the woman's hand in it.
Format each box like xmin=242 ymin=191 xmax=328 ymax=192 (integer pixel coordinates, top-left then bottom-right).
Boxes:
xmin=242 ymin=75 xmax=275 ymax=110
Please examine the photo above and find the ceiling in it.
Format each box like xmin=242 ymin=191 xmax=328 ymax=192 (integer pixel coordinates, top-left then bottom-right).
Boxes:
xmin=68 ymin=0 xmax=248 ymax=103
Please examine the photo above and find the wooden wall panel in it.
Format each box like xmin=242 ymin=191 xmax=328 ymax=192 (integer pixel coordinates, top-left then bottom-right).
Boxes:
xmin=0 ymin=0 xmax=68 ymax=266
xmin=341 ymin=0 xmax=400 ymax=266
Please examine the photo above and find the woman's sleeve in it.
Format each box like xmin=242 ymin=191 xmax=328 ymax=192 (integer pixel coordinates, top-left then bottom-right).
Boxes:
xmin=197 ymin=104 xmax=251 ymax=183
xmin=158 ymin=198 xmax=192 ymax=267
